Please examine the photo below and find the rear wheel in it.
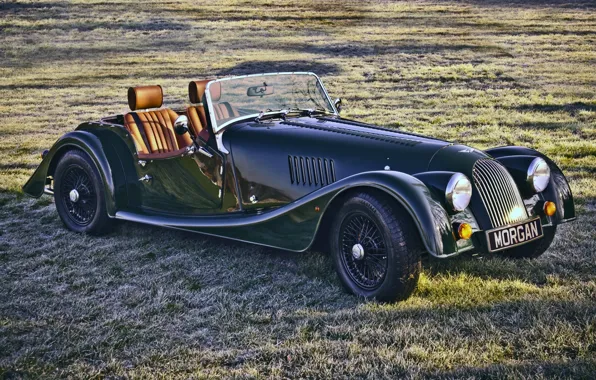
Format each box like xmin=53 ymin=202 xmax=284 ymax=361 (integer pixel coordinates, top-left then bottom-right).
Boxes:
xmin=329 ymin=191 xmax=422 ymax=302
xmin=504 ymin=225 xmax=556 ymax=259
xmin=54 ymin=150 xmax=111 ymax=234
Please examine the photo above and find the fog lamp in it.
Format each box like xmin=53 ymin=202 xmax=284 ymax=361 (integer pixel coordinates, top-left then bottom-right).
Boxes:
xmin=544 ymin=201 xmax=556 ymax=216
xmin=457 ymin=223 xmax=473 ymax=240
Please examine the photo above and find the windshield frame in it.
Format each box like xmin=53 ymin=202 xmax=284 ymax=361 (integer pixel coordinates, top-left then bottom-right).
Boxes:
xmin=204 ymin=72 xmax=338 ymax=135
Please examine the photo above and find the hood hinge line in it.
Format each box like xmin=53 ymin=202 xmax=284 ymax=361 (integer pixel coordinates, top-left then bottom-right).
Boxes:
xmin=280 ymin=120 xmax=420 ymax=147
xmin=317 ymin=117 xmax=445 ymax=141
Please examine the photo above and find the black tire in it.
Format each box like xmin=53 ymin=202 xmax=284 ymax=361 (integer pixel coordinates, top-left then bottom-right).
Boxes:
xmin=330 ymin=191 xmax=422 ymax=302
xmin=54 ymin=149 xmax=112 ymax=235
xmin=503 ymin=225 xmax=556 ymax=259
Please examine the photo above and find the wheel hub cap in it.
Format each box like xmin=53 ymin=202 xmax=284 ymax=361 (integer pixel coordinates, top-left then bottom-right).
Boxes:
xmin=69 ymin=189 xmax=79 ymax=203
xmin=351 ymin=243 xmax=365 ymax=260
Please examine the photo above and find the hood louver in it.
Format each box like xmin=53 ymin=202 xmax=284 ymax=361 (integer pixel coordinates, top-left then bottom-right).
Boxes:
xmin=288 ymin=156 xmax=336 ymax=186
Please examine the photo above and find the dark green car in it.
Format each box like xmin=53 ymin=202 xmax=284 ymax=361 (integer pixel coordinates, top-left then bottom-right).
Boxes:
xmin=23 ymin=72 xmax=576 ymax=302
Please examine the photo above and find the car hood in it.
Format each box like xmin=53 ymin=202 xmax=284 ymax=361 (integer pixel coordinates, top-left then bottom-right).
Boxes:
xmin=427 ymin=143 xmax=491 ymax=178
xmin=227 ymin=116 xmax=453 ymax=176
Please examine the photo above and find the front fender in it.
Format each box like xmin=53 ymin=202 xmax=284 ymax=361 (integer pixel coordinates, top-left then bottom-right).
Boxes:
xmin=486 ymin=146 xmax=576 ymax=223
xmin=327 ymin=171 xmax=458 ymax=257
xmin=22 ymin=131 xmax=118 ymax=217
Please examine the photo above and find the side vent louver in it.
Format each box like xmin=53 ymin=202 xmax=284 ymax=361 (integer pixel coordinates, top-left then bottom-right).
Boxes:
xmin=288 ymin=156 xmax=336 ymax=186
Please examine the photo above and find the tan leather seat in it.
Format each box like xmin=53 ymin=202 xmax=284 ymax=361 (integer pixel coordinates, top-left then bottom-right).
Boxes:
xmin=124 ymin=85 xmax=192 ymax=157
xmin=188 ymin=80 xmax=240 ymax=132
xmin=188 ymin=80 xmax=211 ymax=140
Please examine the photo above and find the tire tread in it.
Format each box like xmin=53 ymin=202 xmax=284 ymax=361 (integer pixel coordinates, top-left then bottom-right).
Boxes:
xmin=330 ymin=190 xmax=423 ymax=302
xmin=54 ymin=149 xmax=112 ymax=235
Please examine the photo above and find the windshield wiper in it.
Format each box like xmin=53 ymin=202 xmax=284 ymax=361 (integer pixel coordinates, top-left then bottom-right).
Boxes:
xmin=286 ymin=108 xmax=330 ymax=118
xmin=254 ymin=109 xmax=288 ymax=123
xmin=254 ymin=108 xmax=330 ymax=123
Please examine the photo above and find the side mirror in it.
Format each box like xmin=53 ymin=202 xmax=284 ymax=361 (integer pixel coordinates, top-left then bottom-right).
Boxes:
xmin=334 ymin=98 xmax=342 ymax=114
xmin=174 ymin=115 xmax=189 ymax=135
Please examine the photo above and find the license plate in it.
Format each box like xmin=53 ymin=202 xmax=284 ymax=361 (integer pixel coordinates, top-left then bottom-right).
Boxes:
xmin=486 ymin=218 xmax=543 ymax=252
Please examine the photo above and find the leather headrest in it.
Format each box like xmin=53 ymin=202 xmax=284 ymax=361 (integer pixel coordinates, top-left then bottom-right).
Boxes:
xmin=188 ymin=80 xmax=211 ymax=104
xmin=210 ymin=81 xmax=221 ymax=102
xmin=189 ymin=80 xmax=222 ymax=103
xmin=128 ymin=85 xmax=163 ymax=111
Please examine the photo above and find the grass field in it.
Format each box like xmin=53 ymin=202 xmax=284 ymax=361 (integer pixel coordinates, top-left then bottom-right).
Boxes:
xmin=1 ymin=0 xmax=595 ymax=378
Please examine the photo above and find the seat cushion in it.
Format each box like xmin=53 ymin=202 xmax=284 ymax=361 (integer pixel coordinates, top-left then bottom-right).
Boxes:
xmin=124 ymin=108 xmax=192 ymax=155
xmin=187 ymin=106 xmax=210 ymax=141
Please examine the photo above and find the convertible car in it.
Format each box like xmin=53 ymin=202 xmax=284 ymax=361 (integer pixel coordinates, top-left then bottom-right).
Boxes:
xmin=23 ymin=72 xmax=576 ymax=302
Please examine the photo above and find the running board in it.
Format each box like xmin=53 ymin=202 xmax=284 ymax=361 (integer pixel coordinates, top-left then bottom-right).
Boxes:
xmin=114 ymin=206 xmax=320 ymax=252
xmin=115 ymin=209 xmax=273 ymax=229
xmin=112 ymin=182 xmax=341 ymax=252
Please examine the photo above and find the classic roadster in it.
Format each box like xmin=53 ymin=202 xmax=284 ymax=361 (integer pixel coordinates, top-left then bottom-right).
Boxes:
xmin=23 ymin=72 xmax=576 ymax=302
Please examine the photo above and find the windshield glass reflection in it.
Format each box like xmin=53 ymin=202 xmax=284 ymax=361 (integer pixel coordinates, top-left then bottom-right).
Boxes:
xmin=207 ymin=73 xmax=334 ymax=131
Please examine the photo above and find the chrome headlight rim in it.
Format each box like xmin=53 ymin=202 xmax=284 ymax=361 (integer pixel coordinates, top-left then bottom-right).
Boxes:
xmin=527 ymin=157 xmax=551 ymax=193
xmin=445 ymin=173 xmax=473 ymax=212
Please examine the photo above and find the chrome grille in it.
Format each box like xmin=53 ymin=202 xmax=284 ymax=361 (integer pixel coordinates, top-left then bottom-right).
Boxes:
xmin=288 ymin=156 xmax=336 ymax=186
xmin=473 ymin=159 xmax=528 ymax=227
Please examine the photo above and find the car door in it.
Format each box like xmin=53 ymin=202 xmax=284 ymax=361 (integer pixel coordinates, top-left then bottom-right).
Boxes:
xmin=135 ymin=141 xmax=225 ymax=214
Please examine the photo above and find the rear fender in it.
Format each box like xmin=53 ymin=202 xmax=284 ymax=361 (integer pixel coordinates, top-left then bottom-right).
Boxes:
xmin=22 ymin=131 xmax=119 ymax=217
xmin=486 ymin=146 xmax=575 ymax=223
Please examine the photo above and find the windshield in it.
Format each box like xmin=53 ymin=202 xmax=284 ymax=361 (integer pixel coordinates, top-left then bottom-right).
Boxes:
xmin=206 ymin=73 xmax=335 ymax=132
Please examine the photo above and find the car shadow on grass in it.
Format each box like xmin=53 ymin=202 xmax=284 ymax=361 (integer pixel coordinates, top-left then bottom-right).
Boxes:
xmin=423 ymin=216 xmax=593 ymax=285
xmin=113 ymin=213 xmax=589 ymax=302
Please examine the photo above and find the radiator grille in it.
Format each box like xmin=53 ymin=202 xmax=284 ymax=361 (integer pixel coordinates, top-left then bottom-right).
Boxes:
xmin=288 ymin=156 xmax=336 ymax=186
xmin=473 ymin=159 xmax=528 ymax=227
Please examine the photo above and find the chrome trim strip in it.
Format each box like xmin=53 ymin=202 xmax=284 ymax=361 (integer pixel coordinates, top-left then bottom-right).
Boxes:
xmin=473 ymin=159 xmax=528 ymax=227
xmin=214 ymin=133 xmax=229 ymax=154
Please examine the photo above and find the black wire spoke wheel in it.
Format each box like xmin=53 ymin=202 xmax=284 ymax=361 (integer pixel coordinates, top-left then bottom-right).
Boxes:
xmin=59 ymin=165 xmax=97 ymax=226
xmin=330 ymin=191 xmax=422 ymax=302
xmin=339 ymin=211 xmax=388 ymax=290
xmin=54 ymin=150 xmax=111 ymax=234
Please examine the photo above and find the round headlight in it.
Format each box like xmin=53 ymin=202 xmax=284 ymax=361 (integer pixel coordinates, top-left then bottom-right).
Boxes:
xmin=527 ymin=157 xmax=550 ymax=193
xmin=446 ymin=173 xmax=472 ymax=212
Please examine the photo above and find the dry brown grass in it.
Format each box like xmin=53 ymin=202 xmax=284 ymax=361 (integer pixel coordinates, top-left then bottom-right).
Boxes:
xmin=0 ymin=0 xmax=595 ymax=378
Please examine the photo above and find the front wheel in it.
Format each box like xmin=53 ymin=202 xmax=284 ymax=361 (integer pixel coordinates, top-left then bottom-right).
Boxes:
xmin=54 ymin=149 xmax=111 ymax=234
xmin=329 ymin=191 xmax=422 ymax=302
